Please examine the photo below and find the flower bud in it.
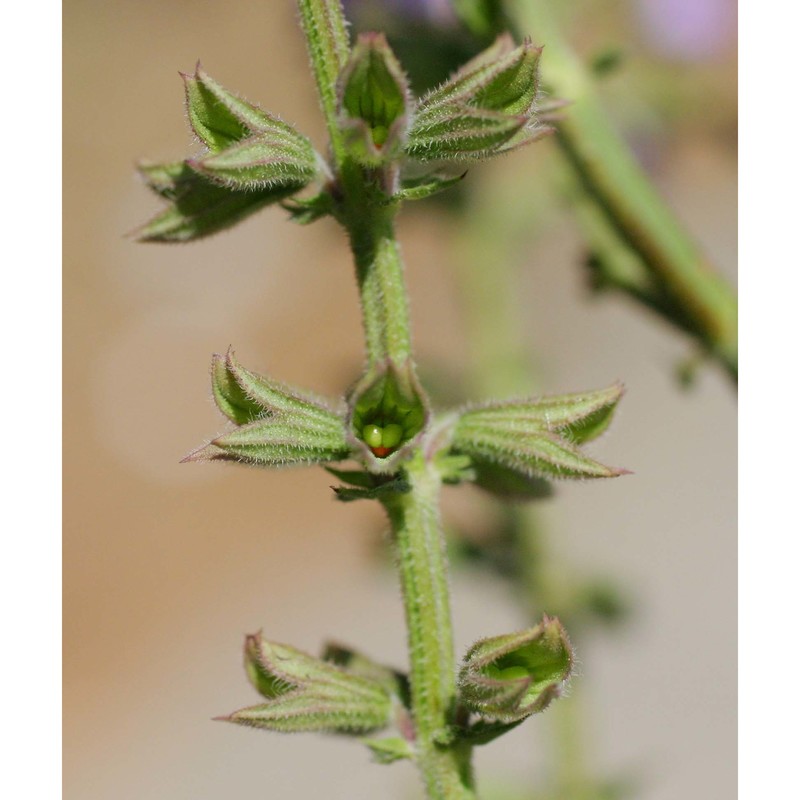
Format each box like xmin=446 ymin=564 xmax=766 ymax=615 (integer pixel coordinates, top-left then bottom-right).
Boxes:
xmin=338 ymin=33 xmax=412 ymax=163
xmin=458 ymin=616 xmax=573 ymax=723
xmin=406 ymin=35 xmax=549 ymax=160
xmin=222 ymin=633 xmax=393 ymax=735
xmin=451 ymin=383 xmax=627 ymax=480
xmin=348 ymin=361 xmax=429 ymax=468
xmin=135 ymin=66 xmax=320 ymax=241
xmin=184 ymin=348 xmax=352 ymax=468
xmin=134 ymin=161 xmax=295 ymax=242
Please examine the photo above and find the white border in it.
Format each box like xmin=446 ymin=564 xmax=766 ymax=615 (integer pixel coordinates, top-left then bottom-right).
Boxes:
xmin=1 ymin=0 xmax=62 ymax=795
xmin=739 ymin=1 xmax=798 ymax=797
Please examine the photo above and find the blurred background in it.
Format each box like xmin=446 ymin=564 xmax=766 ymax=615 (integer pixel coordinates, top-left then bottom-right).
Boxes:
xmin=64 ymin=1 xmax=736 ymax=798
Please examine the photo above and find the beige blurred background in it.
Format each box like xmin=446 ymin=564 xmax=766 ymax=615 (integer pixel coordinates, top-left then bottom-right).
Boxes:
xmin=64 ymin=1 xmax=736 ymax=798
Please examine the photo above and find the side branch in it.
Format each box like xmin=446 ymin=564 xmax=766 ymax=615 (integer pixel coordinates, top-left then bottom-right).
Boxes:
xmin=509 ymin=0 xmax=738 ymax=382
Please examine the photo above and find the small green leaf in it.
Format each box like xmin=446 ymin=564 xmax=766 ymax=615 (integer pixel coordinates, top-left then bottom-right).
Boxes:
xmin=324 ymin=467 xmax=376 ymax=489
xmin=416 ymin=34 xmax=518 ymax=117
xmin=470 ymin=39 xmax=542 ymax=116
xmin=460 ymin=384 xmax=624 ymax=444
xmin=210 ymin=353 xmax=265 ymax=425
xmin=459 ymin=616 xmax=573 ymax=724
xmin=420 ymin=35 xmax=542 ymax=117
xmin=187 ymin=416 xmax=351 ymax=468
xmin=322 ymin=642 xmax=409 ymax=701
xmin=137 ymin=161 xmax=192 ymax=200
xmin=187 ymin=134 xmax=318 ymax=191
xmin=332 ymin=476 xmax=411 ymax=502
xmin=224 ymin=693 xmax=391 ymax=734
xmin=451 ymin=383 xmax=626 ymax=480
xmin=408 ymin=35 xmax=546 ymax=161
xmin=220 ymin=348 xmax=345 ymax=424
xmin=393 ymin=171 xmax=467 ymax=202
xmin=324 ymin=465 xmax=412 ymax=503
xmin=183 ymin=66 xmax=246 ymax=151
xmin=192 ymin=350 xmax=351 ymax=468
xmin=245 ymin=636 xmax=391 ymax=700
xmin=283 ymin=191 xmax=335 ymax=225
xmin=362 ymin=736 xmax=413 ymax=764
xmin=183 ymin=64 xmax=312 ymax=152
xmin=224 ymin=633 xmax=393 ymax=735
xmin=135 ymin=161 xmax=295 ymax=242
xmin=406 ymin=106 xmax=526 ymax=160
xmin=453 ymin=425 xmax=624 ymax=479
xmin=137 ymin=67 xmax=318 ymax=241
xmin=190 ymin=350 xmax=352 ymax=467
xmin=457 ymin=718 xmax=523 ymax=746
xmin=244 ymin=633 xmax=291 ymax=699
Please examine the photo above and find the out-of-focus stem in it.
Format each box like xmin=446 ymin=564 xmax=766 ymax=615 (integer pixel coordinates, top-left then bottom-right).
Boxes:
xmin=507 ymin=0 xmax=737 ymax=383
xmin=454 ymin=173 xmax=597 ymax=798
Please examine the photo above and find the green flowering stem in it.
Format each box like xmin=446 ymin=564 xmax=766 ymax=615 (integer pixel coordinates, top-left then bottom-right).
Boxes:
xmin=298 ymin=5 xmax=472 ymax=793
xmin=382 ymin=452 xmax=476 ymax=799
xmin=505 ymin=0 xmax=738 ymax=383
xmin=339 ymin=174 xmax=470 ymax=797
xmin=137 ymin=2 xmax=622 ymax=795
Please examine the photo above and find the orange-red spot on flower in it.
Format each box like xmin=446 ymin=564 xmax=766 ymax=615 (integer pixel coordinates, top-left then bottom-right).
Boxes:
xmin=370 ymin=445 xmax=393 ymax=458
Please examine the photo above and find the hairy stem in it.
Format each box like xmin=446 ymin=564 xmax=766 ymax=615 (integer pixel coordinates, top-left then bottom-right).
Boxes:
xmin=336 ymin=162 xmax=472 ymax=795
xmin=297 ymin=0 xmax=350 ymax=162
xmin=302 ymin=4 xmax=475 ymax=791
xmin=343 ymin=193 xmax=473 ymax=797
xmin=383 ymin=453 xmax=476 ymax=799
xmin=344 ymin=201 xmax=412 ymax=368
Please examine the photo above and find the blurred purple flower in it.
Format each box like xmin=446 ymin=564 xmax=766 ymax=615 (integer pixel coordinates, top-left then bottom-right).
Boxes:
xmin=637 ymin=0 xmax=737 ymax=60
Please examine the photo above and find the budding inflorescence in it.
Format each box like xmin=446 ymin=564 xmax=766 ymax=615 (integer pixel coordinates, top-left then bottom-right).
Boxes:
xmin=135 ymin=27 xmax=550 ymax=243
xmin=136 ymin=2 xmax=629 ymax=790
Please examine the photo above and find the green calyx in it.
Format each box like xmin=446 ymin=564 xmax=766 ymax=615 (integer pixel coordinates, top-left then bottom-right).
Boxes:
xmin=458 ymin=616 xmax=574 ymax=724
xmin=450 ymin=383 xmax=627 ymax=480
xmin=226 ymin=633 xmax=394 ymax=735
xmin=339 ymin=32 xmax=411 ymax=162
xmin=135 ymin=65 xmax=320 ymax=242
xmin=350 ymin=365 xmax=427 ymax=460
